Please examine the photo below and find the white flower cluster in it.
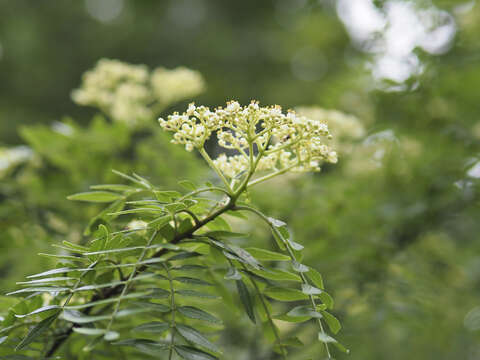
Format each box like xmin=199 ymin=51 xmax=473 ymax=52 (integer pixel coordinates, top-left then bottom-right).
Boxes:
xmin=72 ymin=59 xmax=205 ymax=127
xmin=160 ymin=100 xmax=337 ymax=179
xmin=151 ymin=67 xmax=205 ymax=107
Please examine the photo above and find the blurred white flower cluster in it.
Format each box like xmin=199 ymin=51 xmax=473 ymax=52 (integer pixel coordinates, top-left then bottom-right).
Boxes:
xmin=159 ymin=100 xmax=338 ymax=179
xmin=151 ymin=67 xmax=205 ymax=107
xmin=344 ymin=130 xmax=422 ymax=176
xmin=0 ymin=146 xmax=33 ymax=178
xmin=72 ymin=59 xmax=205 ymax=127
xmin=296 ymin=106 xmax=365 ymax=155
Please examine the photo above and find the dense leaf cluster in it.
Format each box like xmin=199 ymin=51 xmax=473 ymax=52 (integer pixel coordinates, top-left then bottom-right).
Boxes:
xmin=1 ymin=171 xmax=345 ymax=359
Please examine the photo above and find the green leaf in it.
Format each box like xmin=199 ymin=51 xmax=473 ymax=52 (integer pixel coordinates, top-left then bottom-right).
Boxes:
xmin=268 ymin=217 xmax=286 ymax=227
xmin=65 ymin=292 xmax=154 ymax=310
xmin=267 ymin=217 xmax=288 ymax=242
xmin=133 ymin=301 xmax=170 ymax=313
xmin=142 ymin=288 xmax=170 ymax=299
xmin=287 ymin=305 xmax=323 ymax=319
xmin=175 ymin=290 xmax=219 ymax=299
xmin=178 ymin=180 xmax=197 ymax=191
xmin=27 ymin=267 xmax=74 ymax=278
xmin=244 ymin=247 xmax=290 ymax=261
xmin=319 ymin=291 xmax=334 ymax=309
xmin=203 ymin=231 xmax=248 ymax=239
xmin=62 ymin=241 xmax=89 ymax=252
xmin=172 ymin=265 xmax=207 ymax=272
xmin=62 ymin=308 xmax=148 ymax=323
xmin=73 ymin=327 xmax=119 ymax=340
xmin=92 ymin=225 xmax=113 ymax=250
xmin=83 ymin=243 xmax=179 ymax=256
xmin=16 ymin=277 xmax=76 ymax=285
xmin=133 ymin=322 xmax=170 ymax=333
xmin=90 ymin=184 xmax=137 ymax=192
xmin=224 ymin=267 xmax=242 ymax=280
xmin=169 ymin=252 xmax=202 ymax=261
xmin=177 ymin=306 xmax=222 ymax=324
xmin=226 ymin=209 xmax=248 ymax=220
xmin=318 ymin=333 xmax=350 ymax=353
xmin=253 ymin=293 xmax=273 ymax=323
xmin=176 ymin=324 xmax=220 ymax=353
xmin=286 ymin=238 xmax=304 ymax=251
xmin=271 ymin=229 xmax=287 ymax=251
xmin=228 ymin=245 xmax=261 ymax=270
xmin=108 ymin=207 xmax=164 ymax=216
xmin=154 ymin=190 xmax=182 ymax=202
xmin=262 ymin=319 xmax=281 ymax=343
xmin=7 ymin=287 xmax=71 ymax=296
xmin=173 ymin=277 xmax=213 ymax=286
xmin=112 ymin=169 xmax=151 ymax=188
xmin=264 ymin=287 xmax=309 ymax=301
xmin=15 ymin=312 xmax=59 ymax=350
xmin=278 ymin=226 xmax=291 ymax=241
xmin=74 ymin=274 xmax=155 ymax=292
xmin=132 ymin=172 xmax=153 ymax=188
xmin=292 ymin=261 xmax=309 ymax=273
xmin=321 ymin=311 xmax=341 ymax=334
xmin=165 ymin=202 xmax=187 ymax=214
xmin=301 ymin=284 xmax=322 ymax=295
xmin=38 ymin=253 xmax=88 ymax=262
xmin=114 ymin=338 xmax=169 ymax=354
xmin=306 ymin=267 xmax=324 ymax=290
xmin=236 ymin=280 xmax=256 ymax=324
xmin=148 ymin=215 xmax=172 ymax=230
xmin=278 ymin=336 xmax=304 ymax=347
xmin=175 ymin=345 xmax=219 ymax=360
xmin=85 ymin=199 xmax=126 ymax=235
xmin=274 ymin=304 xmax=325 ymax=323
xmin=249 ymin=268 xmax=301 ymax=282
xmin=274 ymin=313 xmax=310 ymax=323
xmin=206 ymin=216 xmax=231 ymax=232
xmin=67 ymin=191 xmax=124 ymax=203
xmin=14 ymin=305 xmax=60 ymax=318
xmin=318 ymin=332 xmax=336 ymax=343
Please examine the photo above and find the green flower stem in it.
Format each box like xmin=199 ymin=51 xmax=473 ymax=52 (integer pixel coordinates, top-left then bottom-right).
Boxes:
xmin=264 ymin=137 xmax=302 ymax=155
xmin=235 ymin=145 xmax=249 ymax=159
xmin=247 ymin=161 xmax=300 ymax=188
xmin=233 ymin=134 xmax=270 ymax=196
xmin=198 ymin=147 xmax=234 ymax=194
xmin=233 ymin=204 xmax=332 ymax=359
xmin=252 ymin=126 xmax=272 ymax=141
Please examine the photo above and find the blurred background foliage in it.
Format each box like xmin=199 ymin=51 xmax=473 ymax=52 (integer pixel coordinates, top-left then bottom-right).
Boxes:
xmin=1 ymin=0 xmax=480 ymax=359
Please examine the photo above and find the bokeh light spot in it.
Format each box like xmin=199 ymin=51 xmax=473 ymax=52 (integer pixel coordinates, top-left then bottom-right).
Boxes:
xmin=85 ymin=0 xmax=124 ymax=23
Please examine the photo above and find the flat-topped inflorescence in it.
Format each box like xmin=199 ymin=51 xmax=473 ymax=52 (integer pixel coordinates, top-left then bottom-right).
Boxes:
xmin=159 ymin=100 xmax=338 ymax=183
